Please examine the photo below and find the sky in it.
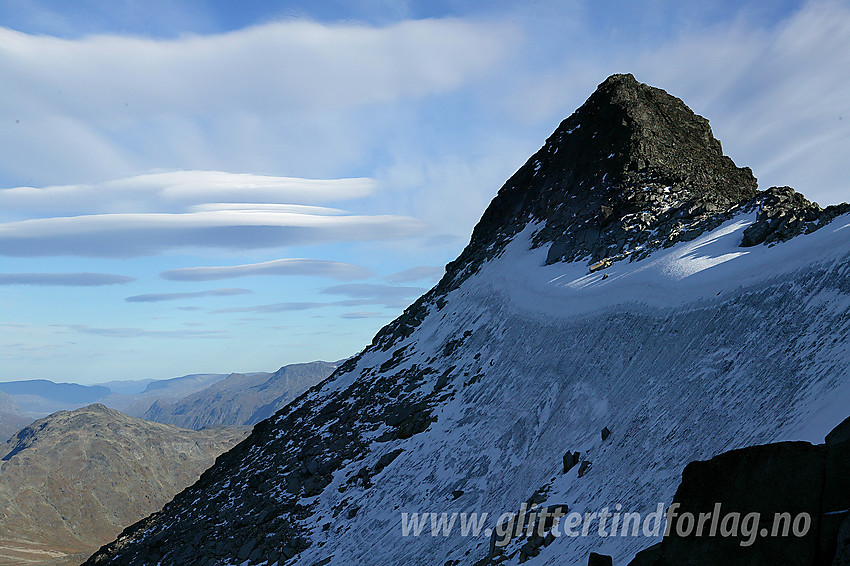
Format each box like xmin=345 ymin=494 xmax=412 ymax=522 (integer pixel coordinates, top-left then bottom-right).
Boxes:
xmin=1 ymin=0 xmax=848 ymax=384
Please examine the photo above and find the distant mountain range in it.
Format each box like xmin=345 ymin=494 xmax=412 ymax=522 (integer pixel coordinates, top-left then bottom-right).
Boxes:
xmin=115 ymin=373 xmax=240 ymax=418
xmin=0 ymin=361 xmax=337 ymax=430
xmin=0 ymin=373 xmax=233 ymax=417
xmin=143 ymin=361 xmax=339 ymax=430
xmin=0 ymin=392 xmax=30 ymax=444
xmin=0 ymin=404 xmax=248 ymax=566
xmin=0 ymin=380 xmax=111 ymax=417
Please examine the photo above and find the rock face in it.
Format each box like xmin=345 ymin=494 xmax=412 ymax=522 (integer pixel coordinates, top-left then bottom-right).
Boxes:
xmin=741 ymin=186 xmax=850 ymax=247
xmin=142 ymin=361 xmax=337 ymax=430
xmin=446 ymin=72 xmax=758 ymax=285
xmin=0 ymin=404 xmax=247 ymax=565
xmin=628 ymin=417 xmax=850 ymax=565
xmin=83 ymin=75 xmax=850 ymax=566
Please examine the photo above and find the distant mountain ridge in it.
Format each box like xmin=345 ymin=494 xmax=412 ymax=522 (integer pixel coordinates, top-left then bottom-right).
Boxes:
xmin=143 ymin=362 xmax=339 ymax=430
xmin=0 ymin=374 xmax=233 ymax=417
xmin=140 ymin=373 xmax=230 ymax=394
xmin=0 ymin=392 xmax=29 ymax=443
xmin=0 ymin=380 xmax=109 ymax=404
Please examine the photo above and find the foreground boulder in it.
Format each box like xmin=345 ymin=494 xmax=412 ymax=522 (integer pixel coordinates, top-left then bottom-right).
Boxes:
xmin=629 ymin=416 xmax=850 ymax=565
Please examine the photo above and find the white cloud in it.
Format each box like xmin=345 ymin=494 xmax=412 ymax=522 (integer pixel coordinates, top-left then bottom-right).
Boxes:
xmin=161 ymin=258 xmax=373 ymax=281
xmin=383 ymin=265 xmax=444 ymax=283
xmin=0 ymin=18 xmax=514 ymax=115
xmin=212 ymin=283 xmax=428 ymax=314
xmin=0 ymin=272 xmax=135 ymax=286
xmin=124 ymin=288 xmax=252 ymax=302
xmin=0 ymin=206 xmax=424 ymax=257
xmin=0 ymin=19 xmax=520 ymax=185
xmin=321 ymin=283 xmax=426 ymax=307
xmin=340 ymin=311 xmax=388 ymax=319
xmin=0 ymin=172 xmax=376 ymax=217
xmin=213 ymin=302 xmax=327 ymax=314
xmin=52 ymin=324 xmax=226 ymax=339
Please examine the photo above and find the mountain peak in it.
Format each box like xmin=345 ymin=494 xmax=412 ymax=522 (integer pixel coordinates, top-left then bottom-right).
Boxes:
xmin=553 ymin=72 xmax=754 ymax=201
xmin=444 ymin=74 xmax=758 ymax=283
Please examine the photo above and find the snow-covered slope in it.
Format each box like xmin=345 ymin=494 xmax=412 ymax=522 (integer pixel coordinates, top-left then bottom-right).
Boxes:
xmin=84 ymin=75 xmax=850 ymax=566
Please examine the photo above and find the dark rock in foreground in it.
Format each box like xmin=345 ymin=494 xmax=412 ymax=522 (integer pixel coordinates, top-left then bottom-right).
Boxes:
xmin=629 ymin=415 xmax=850 ymax=566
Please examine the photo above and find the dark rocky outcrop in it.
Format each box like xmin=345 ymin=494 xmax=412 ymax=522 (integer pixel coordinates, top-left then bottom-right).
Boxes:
xmin=589 ymin=552 xmax=614 ymax=566
xmin=368 ymin=74 xmax=848 ymax=352
xmin=564 ymin=450 xmax=580 ymax=473
xmin=628 ymin=416 xmax=850 ymax=566
xmin=741 ymin=186 xmax=850 ymax=247
xmin=834 ymin=515 xmax=850 ymax=566
xmin=443 ymin=73 xmax=759 ymax=287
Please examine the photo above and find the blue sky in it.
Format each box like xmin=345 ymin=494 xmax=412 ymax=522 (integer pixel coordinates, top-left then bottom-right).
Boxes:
xmin=1 ymin=0 xmax=848 ymax=384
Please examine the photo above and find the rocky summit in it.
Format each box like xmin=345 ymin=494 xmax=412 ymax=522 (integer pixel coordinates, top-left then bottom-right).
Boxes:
xmin=84 ymin=75 xmax=850 ymax=566
xmin=444 ymin=73 xmax=845 ymax=286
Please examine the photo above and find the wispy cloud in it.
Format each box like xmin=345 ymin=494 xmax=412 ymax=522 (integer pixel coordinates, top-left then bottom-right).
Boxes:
xmin=340 ymin=311 xmax=388 ymax=319
xmin=0 ymin=272 xmax=135 ymax=286
xmin=211 ymin=284 xmax=427 ymax=314
xmin=383 ymin=265 xmax=443 ymax=284
xmin=124 ymin=288 xmax=251 ymax=303
xmin=53 ymin=324 xmax=226 ymax=339
xmin=321 ymin=283 xmax=426 ymax=308
xmin=0 ymin=172 xmax=375 ymax=217
xmin=0 ymin=206 xmax=425 ymax=257
xmin=160 ymin=258 xmax=372 ymax=281
xmin=213 ymin=302 xmax=327 ymax=314
xmin=0 ymin=19 xmax=519 ymax=185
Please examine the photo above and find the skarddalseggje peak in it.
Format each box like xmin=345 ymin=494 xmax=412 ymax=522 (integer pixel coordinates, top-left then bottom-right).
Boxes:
xmin=84 ymin=75 xmax=850 ymax=565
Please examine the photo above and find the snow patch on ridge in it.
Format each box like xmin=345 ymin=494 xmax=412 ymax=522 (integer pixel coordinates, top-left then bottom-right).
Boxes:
xmin=483 ymin=211 xmax=850 ymax=319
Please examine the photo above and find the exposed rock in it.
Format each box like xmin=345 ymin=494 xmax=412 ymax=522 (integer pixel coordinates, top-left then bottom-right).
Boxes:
xmin=741 ymin=186 xmax=850 ymax=247
xmin=590 ymin=259 xmax=613 ymax=273
xmin=834 ymin=515 xmax=850 ymax=566
xmin=602 ymin=427 xmax=611 ymax=441
xmin=564 ymin=450 xmax=580 ymax=473
xmin=0 ymin=404 xmax=247 ymax=565
xmin=589 ymin=552 xmax=614 ymax=566
xmin=826 ymin=415 xmax=850 ymax=447
xmin=627 ymin=417 xmax=850 ymax=565
xmin=628 ymin=543 xmax=663 ymax=566
xmin=578 ymin=460 xmax=592 ymax=477
xmin=487 ymin=503 xmax=568 ymax=558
